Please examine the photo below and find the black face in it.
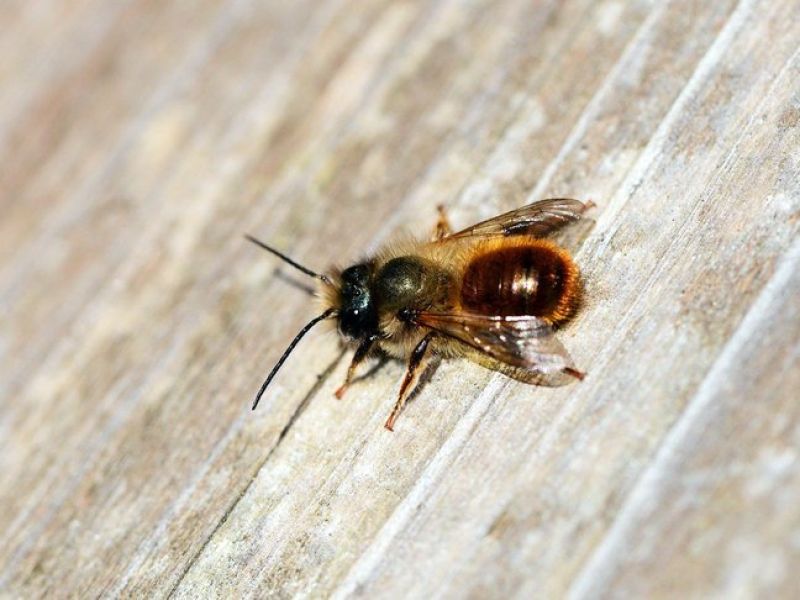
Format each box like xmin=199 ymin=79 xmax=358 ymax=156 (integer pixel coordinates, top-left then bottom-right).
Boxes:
xmin=338 ymin=264 xmax=378 ymax=339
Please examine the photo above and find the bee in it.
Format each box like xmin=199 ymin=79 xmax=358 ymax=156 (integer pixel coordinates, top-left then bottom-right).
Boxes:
xmin=247 ymin=198 xmax=588 ymax=431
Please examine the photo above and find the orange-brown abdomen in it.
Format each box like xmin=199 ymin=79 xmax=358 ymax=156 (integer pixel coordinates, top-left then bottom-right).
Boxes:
xmin=460 ymin=240 xmax=580 ymax=325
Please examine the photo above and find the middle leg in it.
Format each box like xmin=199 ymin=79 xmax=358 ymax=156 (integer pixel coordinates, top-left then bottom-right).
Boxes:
xmin=385 ymin=332 xmax=436 ymax=431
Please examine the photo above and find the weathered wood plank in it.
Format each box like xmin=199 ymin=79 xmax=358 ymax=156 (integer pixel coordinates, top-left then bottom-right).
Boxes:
xmin=0 ymin=0 xmax=798 ymax=597
xmin=571 ymin=241 xmax=800 ymax=599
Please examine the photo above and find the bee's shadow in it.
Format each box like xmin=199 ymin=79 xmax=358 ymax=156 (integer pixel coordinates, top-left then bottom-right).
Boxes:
xmin=343 ymin=351 xmax=441 ymax=411
xmin=352 ymin=353 xmax=391 ymax=385
xmin=274 ymin=268 xmax=316 ymax=296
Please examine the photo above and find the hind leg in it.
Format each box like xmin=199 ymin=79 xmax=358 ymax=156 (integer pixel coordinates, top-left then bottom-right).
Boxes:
xmin=432 ymin=205 xmax=453 ymax=241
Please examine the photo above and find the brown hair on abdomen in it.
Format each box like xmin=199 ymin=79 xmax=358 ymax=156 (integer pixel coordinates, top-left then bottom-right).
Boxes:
xmin=460 ymin=240 xmax=580 ymax=325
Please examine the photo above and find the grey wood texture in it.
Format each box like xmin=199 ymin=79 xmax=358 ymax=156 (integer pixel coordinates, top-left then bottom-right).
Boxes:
xmin=1 ymin=0 xmax=798 ymax=598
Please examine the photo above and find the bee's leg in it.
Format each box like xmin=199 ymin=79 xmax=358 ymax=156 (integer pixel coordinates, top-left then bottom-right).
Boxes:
xmin=385 ymin=332 xmax=436 ymax=431
xmin=432 ymin=205 xmax=453 ymax=241
xmin=335 ymin=335 xmax=378 ymax=399
xmin=563 ymin=366 xmax=585 ymax=381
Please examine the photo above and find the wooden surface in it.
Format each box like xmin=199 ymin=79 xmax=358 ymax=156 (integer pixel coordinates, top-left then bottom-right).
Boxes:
xmin=1 ymin=1 xmax=799 ymax=597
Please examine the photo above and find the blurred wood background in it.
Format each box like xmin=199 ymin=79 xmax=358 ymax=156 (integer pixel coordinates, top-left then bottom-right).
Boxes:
xmin=1 ymin=0 xmax=799 ymax=597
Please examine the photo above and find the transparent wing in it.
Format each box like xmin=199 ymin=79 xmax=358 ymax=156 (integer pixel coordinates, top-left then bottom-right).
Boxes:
xmin=446 ymin=198 xmax=586 ymax=239
xmin=412 ymin=310 xmax=582 ymax=385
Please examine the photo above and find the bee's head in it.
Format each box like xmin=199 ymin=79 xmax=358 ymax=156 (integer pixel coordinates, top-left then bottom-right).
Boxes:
xmin=336 ymin=263 xmax=379 ymax=340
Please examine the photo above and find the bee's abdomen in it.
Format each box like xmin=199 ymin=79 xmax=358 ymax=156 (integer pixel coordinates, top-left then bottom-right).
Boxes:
xmin=460 ymin=242 xmax=580 ymax=325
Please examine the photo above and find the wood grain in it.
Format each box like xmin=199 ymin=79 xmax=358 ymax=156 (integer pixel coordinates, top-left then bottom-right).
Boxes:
xmin=1 ymin=0 xmax=798 ymax=597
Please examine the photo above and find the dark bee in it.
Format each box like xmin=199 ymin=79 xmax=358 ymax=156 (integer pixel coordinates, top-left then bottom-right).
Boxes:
xmin=247 ymin=198 xmax=588 ymax=431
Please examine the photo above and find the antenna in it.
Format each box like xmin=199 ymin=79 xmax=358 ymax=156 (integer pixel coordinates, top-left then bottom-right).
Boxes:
xmin=244 ymin=234 xmax=331 ymax=285
xmin=251 ymin=308 xmax=336 ymax=410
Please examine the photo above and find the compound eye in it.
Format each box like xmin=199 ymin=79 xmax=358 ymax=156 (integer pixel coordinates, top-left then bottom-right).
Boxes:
xmin=345 ymin=307 xmax=361 ymax=321
xmin=341 ymin=264 xmax=369 ymax=288
xmin=340 ymin=306 xmax=368 ymax=338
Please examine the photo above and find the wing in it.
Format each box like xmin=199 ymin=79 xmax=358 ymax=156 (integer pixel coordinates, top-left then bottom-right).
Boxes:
xmin=411 ymin=310 xmax=582 ymax=385
xmin=446 ymin=198 xmax=586 ymax=240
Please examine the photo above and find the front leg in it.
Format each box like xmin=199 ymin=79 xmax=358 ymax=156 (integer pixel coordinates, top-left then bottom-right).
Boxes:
xmin=335 ymin=334 xmax=378 ymax=399
xmin=385 ymin=332 xmax=436 ymax=431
